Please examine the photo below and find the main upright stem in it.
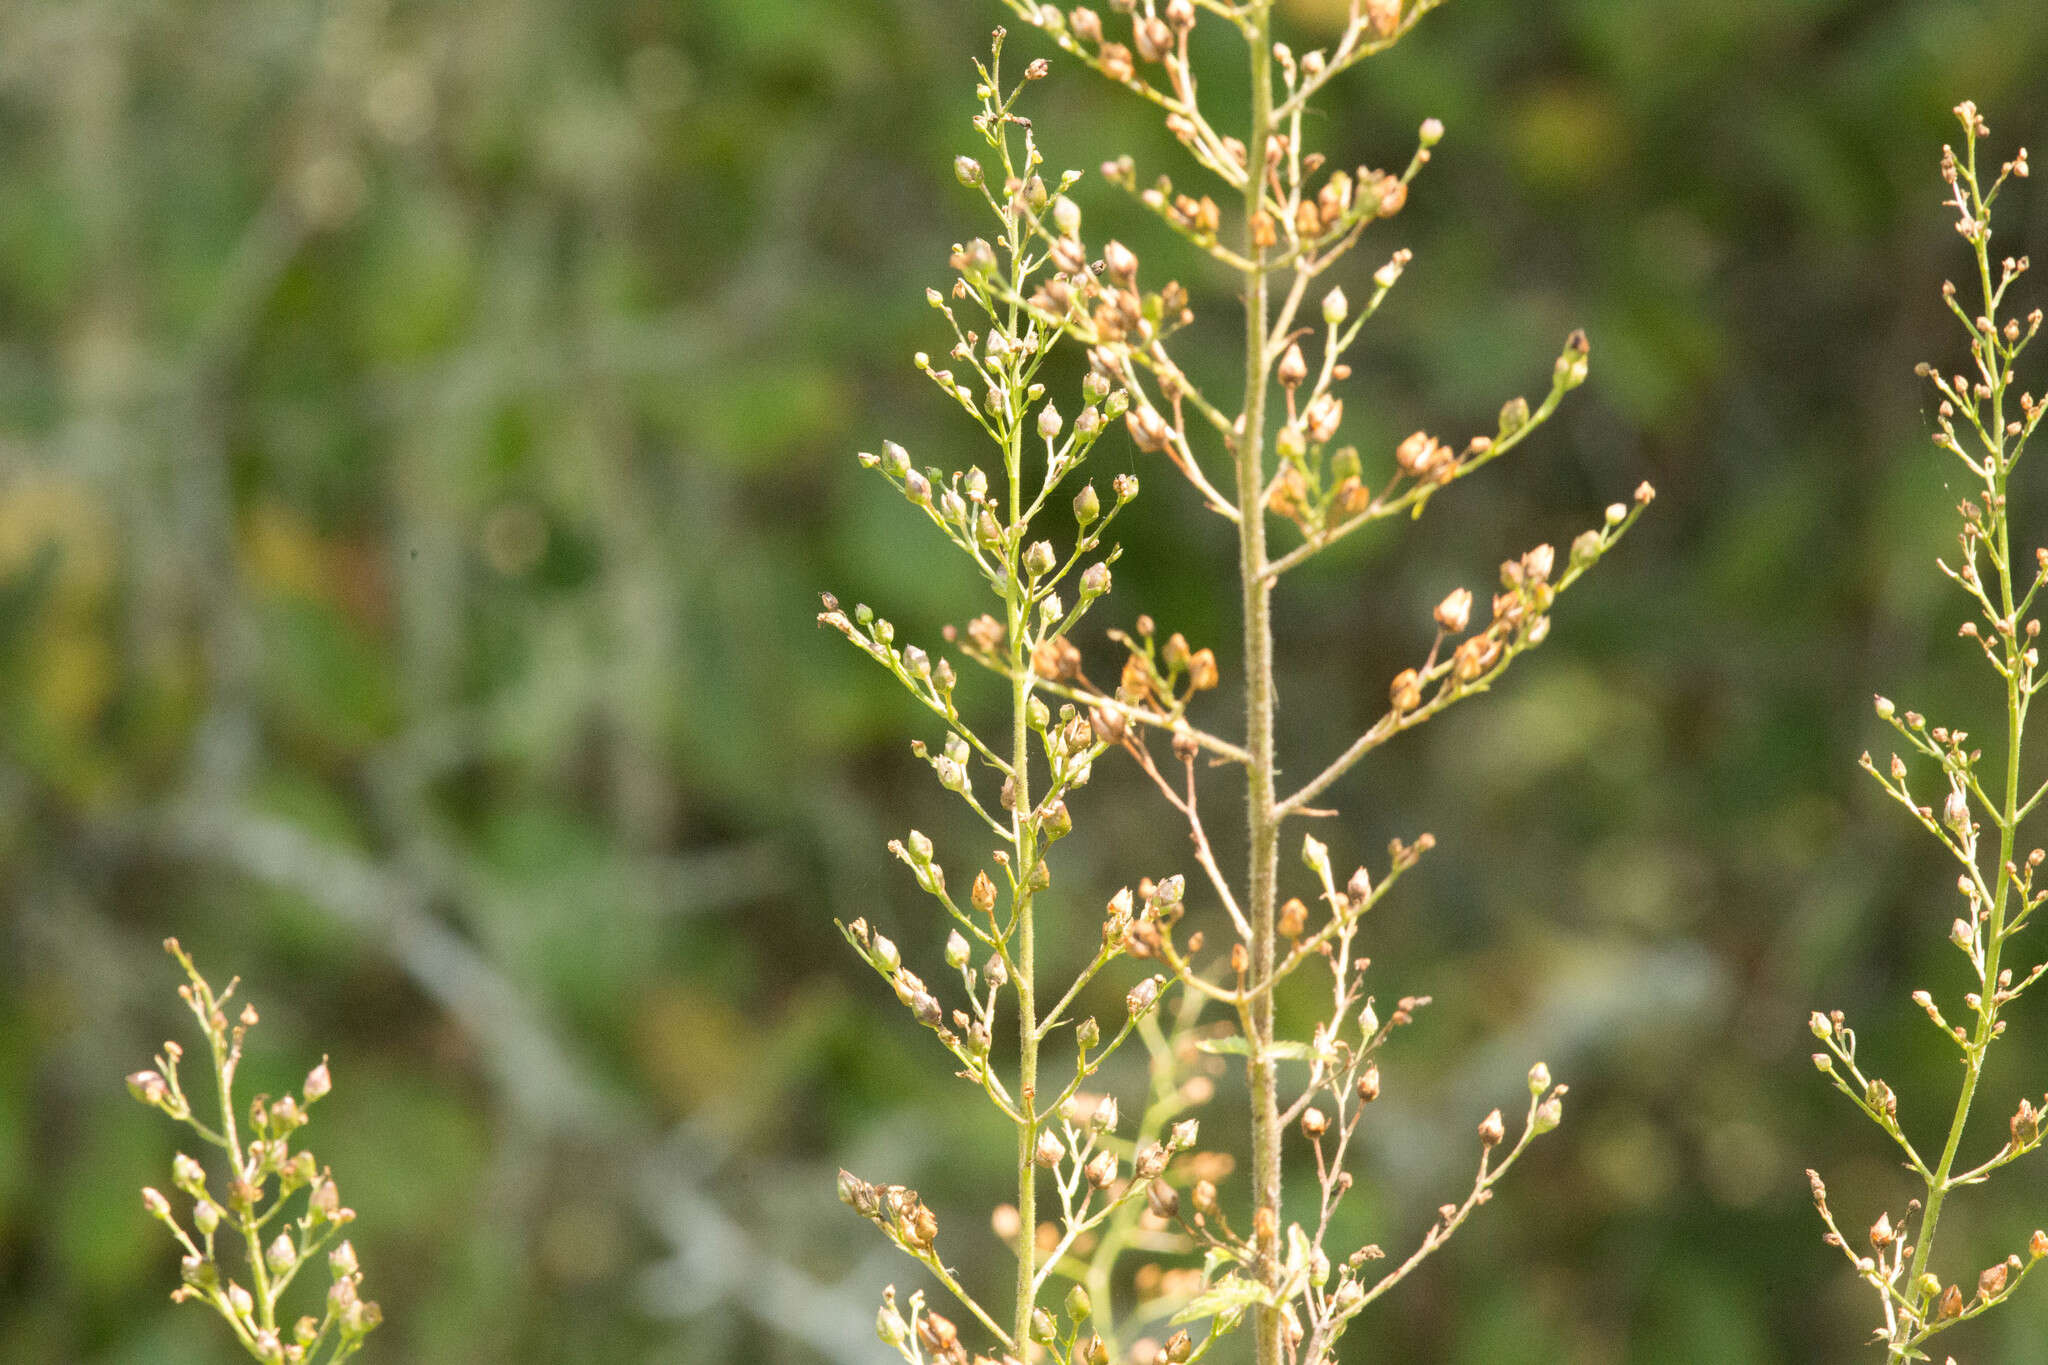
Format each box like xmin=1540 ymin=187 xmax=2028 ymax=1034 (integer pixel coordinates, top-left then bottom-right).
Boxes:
xmin=1009 ymin=390 xmax=1043 ymax=1362
xmin=1237 ymin=9 xmax=1283 ymax=1365
xmin=1895 ymin=151 xmax=2024 ymax=1356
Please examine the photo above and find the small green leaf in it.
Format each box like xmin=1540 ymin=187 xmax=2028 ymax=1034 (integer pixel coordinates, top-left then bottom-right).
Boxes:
xmin=1193 ymin=1037 xmax=1314 ymax=1061
xmin=1170 ymin=1275 xmax=1272 ymax=1326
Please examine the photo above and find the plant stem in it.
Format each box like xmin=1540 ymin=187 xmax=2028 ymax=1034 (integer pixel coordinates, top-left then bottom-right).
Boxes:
xmin=1897 ymin=155 xmax=2023 ymax=1355
xmin=1236 ymin=8 xmax=1283 ymax=1365
xmin=1006 ymin=199 xmax=1043 ymax=1350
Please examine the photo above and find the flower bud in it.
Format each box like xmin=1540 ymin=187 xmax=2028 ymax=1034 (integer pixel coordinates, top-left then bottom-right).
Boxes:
xmin=1322 ymin=286 xmax=1348 ymax=326
xmin=1066 ymin=1283 xmax=1093 ymax=1324
xmin=1084 ymin=1150 xmax=1118 ymax=1188
xmin=955 ymin=156 xmax=983 ymax=186
xmin=945 ymin=930 xmax=971 ymax=969
xmin=1497 ymin=395 xmax=1530 ymax=439
xmin=1081 ymin=561 xmax=1112 ymax=599
xmin=1478 ymin=1109 xmax=1506 ymax=1148
xmin=1092 ymin=1095 xmax=1120 ymax=1133
xmin=1419 ymin=117 xmax=1445 ymax=147
xmin=1528 ymin=1062 xmax=1551 ymax=1094
xmin=302 ymin=1059 xmax=332 ymax=1104
xmin=330 ymin=1241 xmax=358 ymax=1279
xmin=1435 ymin=587 xmax=1472 ymax=634
xmin=1036 ymin=1130 xmax=1066 ymax=1168
xmin=1073 ymin=483 xmax=1101 ymax=525
xmin=1103 ymin=239 xmax=1138 ymax=284
xmin=1945 ymin=788 xmax=1971 ymax=833
xmin=1024 ymin=541 xmax=1058 ymax=577
xmin=1554 ymin=329 xmax=1591 ymax=388
xmin=1039 ymin=404 xmax=1064 ymax=440
xmin=871 ymin=933 xmax=901 ymax=973
xmin=267 ymin=1233 xmax=297 ymax=1275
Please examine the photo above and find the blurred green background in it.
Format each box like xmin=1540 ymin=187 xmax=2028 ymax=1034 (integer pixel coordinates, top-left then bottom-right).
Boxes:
xmin=6 ymin=0 xmax=2048 ymax=1360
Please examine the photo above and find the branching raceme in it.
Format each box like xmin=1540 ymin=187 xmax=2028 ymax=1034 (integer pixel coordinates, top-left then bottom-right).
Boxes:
xmin=832 ymin=3 xmax=1652 ymax=1363
xmin=823 ymin=42 xmax=1209 ymax=1365
xmin=128 ymin=940 xmax=381 ymax=1364
xmin=1809 ymin=103 xmax=2048 ymax=1365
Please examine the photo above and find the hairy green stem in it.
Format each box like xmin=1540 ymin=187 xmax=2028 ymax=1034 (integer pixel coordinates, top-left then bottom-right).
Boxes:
xmin=1008 ymin=282 xmax=1044 ymax=1362
xmin=1236 ymin=8 xmax=1283 ymax=1365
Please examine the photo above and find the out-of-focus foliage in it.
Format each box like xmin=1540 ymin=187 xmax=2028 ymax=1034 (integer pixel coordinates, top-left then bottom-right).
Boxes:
xmin=3 ymin=0 xmax=2048 ymax=1361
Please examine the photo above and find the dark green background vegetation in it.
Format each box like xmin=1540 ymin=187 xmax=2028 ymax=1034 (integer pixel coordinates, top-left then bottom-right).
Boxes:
xmin=6 ymin=0 xmax=2048 ymax=1359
